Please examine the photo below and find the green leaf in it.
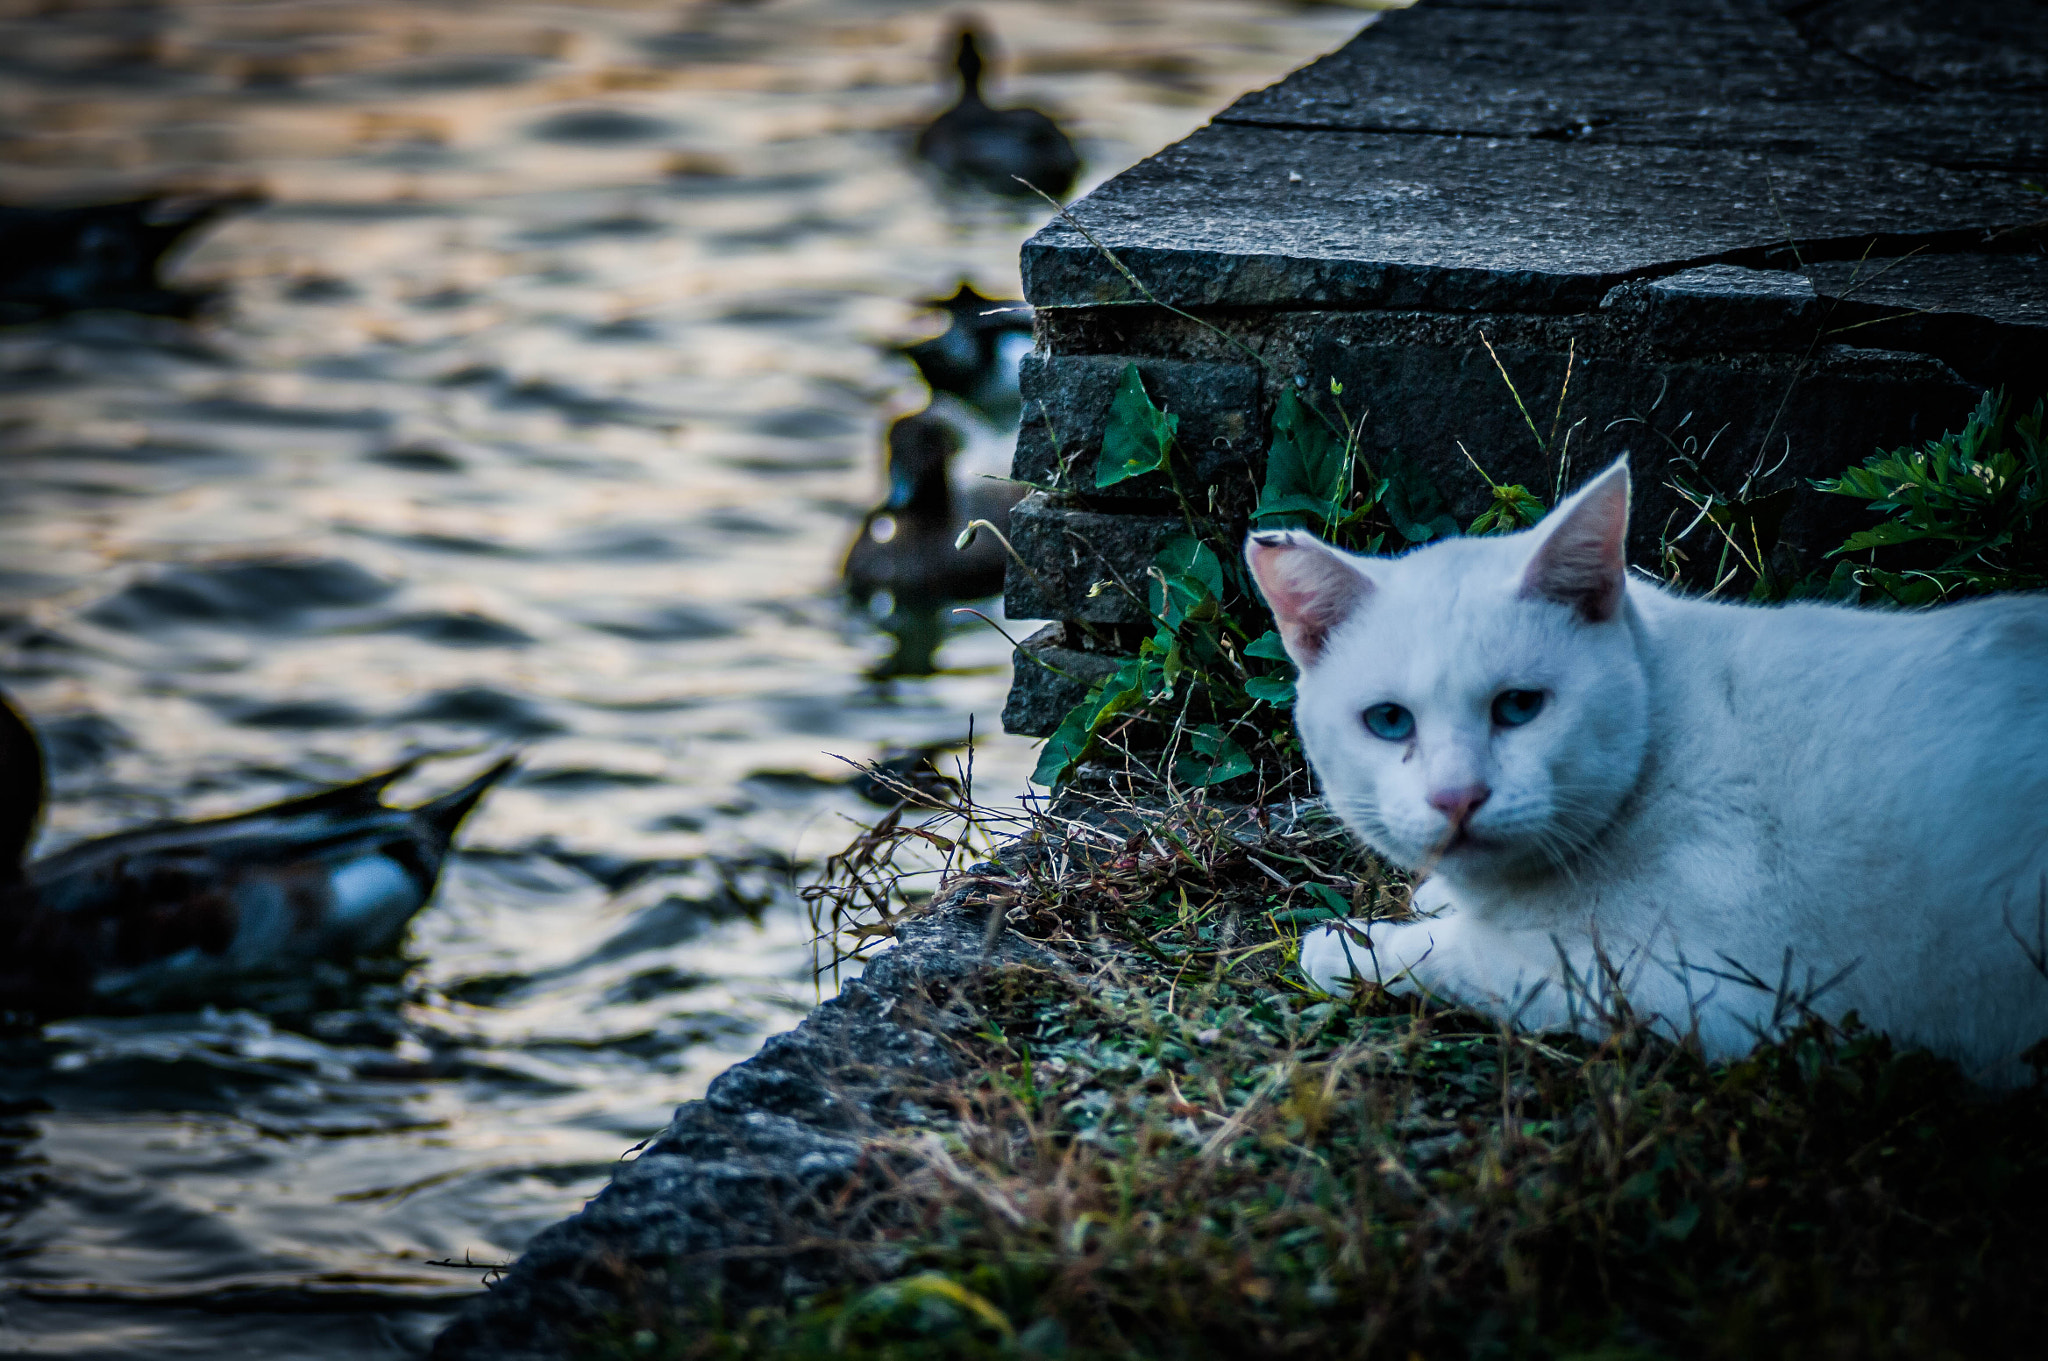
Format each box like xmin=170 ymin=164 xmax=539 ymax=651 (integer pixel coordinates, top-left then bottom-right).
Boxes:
xmin=1657 ymin=1202 xmax=1703 ymax=1242
xmin=1813 ymin=391 xmax=2048 ymax=600
xmin=1304 ymin=883 xmax=1351 ymax=916
xmin=1030 ymin=660 xmax=1144 ymax=788
xmin=1254 ymin=388 xmax=1348 ymax=530
xmin=1095 ymin=364 xmax=1180 ymax=488
xmin=1244 ymin=673 xmax=1296 ymax=707
xmin=1271 ymin=906 xmax=1340 ymax=927
xmin=1173 ymin=724 xmax=1253 ymax=788
xmin=1244 ymin=630 xmax=1289 ymax=661
xmin=1149 ymin=533 xmax=1226 ymax=628
xmin=1030 ymin=697 xmax=1097 ymax=788
xmin=1380 ymin=450 xmax=1460 ymax=544
xmin=1468 ymin=482 xmax=1547 ymax=535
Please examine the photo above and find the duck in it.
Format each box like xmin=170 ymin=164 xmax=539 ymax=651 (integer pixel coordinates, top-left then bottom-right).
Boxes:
xmin=0 ymin=690 xmax=513 ymax=1016
xmin=899 ymin=283 xmax=1034 ymax=420
xmin=0 ymin=191 xmax=258 ymax=324
xmin=914 ymin=24 xmax=1080 ymax=201
xmin=843 ymin=409 xmax=1026 ymax=613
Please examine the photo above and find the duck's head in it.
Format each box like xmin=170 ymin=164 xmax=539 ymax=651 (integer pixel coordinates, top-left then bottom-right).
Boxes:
xmin=0 ymin=690 xmax=45 ymax=882
xmin=949 ymin=23 xmax=988 ymax=101
xmin=883 ymin=411 xmax=963 ymax=516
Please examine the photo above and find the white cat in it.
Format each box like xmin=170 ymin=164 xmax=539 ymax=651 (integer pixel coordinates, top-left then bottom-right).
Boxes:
xmin=1246 ymin=460 xmax=2048 ymax=1085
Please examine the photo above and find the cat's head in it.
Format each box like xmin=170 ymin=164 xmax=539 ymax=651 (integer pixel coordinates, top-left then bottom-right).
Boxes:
xmin=1246 ymin=460 xmax=1650 ymax=887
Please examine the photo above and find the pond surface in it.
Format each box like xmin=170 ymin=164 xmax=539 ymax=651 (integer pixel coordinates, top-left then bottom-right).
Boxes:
xmin=0 ymin=3 xmax=1368 ymax=1355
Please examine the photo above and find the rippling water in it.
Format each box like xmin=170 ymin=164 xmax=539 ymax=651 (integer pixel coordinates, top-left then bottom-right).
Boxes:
xmin=0 ymin=4 xmax=1369 ymax=1355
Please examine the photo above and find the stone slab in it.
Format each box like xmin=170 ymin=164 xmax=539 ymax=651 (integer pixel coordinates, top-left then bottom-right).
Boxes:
xmin=1280 ymin=331 xmax=1979 ymax=571
xmin=1011 ymin=353 xmax=1263 ymax=501
xmin=1806 ymin=253 xmax=2048 ymax=330
xmin=1000 ymin=492 xmax=1183 ymax=626
xmin=1023 ymin=0 xmax=2048 ymax=314
xmin=1215 ymin=1 xmax=2048 ymax=169
xmin=1791 ymin=0 xmax=2048 ymax=92
xmin=1618 ymin=263 xmax=1820 ymax=352
xmin=1021 ymin=123 xmax=2040 ymax=313
xmin=1218 ymin=0 xmax=1860 ymax=139
xmin=432 ymin=887 xmax=1060 ymax=1361
xmin=1001 ymin=624 xmax=1125 ymax=738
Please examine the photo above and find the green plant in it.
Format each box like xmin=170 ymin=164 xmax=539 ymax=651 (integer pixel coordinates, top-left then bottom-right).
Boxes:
xmin=1815 ymin=389 xmax=2048 ymax=605
xmin=1030 ymin=373 xmax=1460 ymax=791
xmin=1032 ymin=341 xmax=2046 ymax=790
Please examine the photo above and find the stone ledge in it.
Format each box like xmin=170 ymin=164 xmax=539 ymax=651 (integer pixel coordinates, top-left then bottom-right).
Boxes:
xmin=1000 ymin=492 xmax=1183 ymax=627
xmin=1216 ymin=0 xmax=2047 ymax=169
xmin=1001 ymin=624 xmax=1126 ymax=738
xmin=430 ymin=888 xmax=1061 ymax=1361
xmin=1022 ymin=124 xmax=2037 ymax=313
xmin=1012 ymin=353 xmax=1263 ymax=501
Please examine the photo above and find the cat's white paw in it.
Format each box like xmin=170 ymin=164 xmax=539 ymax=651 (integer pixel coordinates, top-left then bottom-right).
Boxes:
xmin=1299 ymin=921 xmax=1380 ymax=993
xmin=1301 ymin=916 xmax=1448 ymax=995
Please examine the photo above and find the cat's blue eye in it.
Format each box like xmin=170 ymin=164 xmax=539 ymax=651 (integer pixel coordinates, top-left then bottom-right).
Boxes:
xmin=1362 ymin=703 xmax=1414 ymax=742
xmin=1492 ymin=689 xmax=1546 ymax=727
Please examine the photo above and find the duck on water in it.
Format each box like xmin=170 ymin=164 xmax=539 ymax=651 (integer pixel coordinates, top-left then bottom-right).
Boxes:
xmin=898 ymin=282 xmax=1033 ymax=422
xmin=843 ymin=409 xmax=1025 ymax=678
xmin=0 ymin=692 xmax=511 ymax=1016
xmin=843 ymin=409 xmax=1024 ymax=612
xmin=0 ymin=191 xmax=257 ymax=324
xmin=915 ymin=22 xmax=1080 ymax=200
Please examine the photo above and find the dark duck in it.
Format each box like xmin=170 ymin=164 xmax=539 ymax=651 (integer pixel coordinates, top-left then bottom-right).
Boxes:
xmin=0 ymin=191 xmax=257 ymax=324
xmin=0 ymin=691 xmax=511 ymax=1016
xmin=914 ymin=23 xmax=1080 ymax=201
xmin=899 ymin=283 xmax=1033 ymax=421
xmin=843 ymin=409 xmax=1024 ymax=610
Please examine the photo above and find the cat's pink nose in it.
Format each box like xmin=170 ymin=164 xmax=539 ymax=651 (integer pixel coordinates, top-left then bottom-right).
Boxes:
xmin=1428 ymin=783 xmax=1491 ymax=831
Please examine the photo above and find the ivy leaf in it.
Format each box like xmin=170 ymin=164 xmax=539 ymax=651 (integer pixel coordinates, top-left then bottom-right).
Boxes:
xmin=1161 ymin=534 xmax=1226 ymax=598
xmin=1096 ymin=364 xmax=1180 ymax=488
xmin=1243 ymin=629 xmax=1296 ymax=707
xmin=1030 ymin=698 xmax=1095 ymax=788
xmin=1173 ymin=725 xmax=1253 ymax=788
xmin=1380 ymin=450 xmax=1460 ymax=544
xmin=1149 ymin=533 xmax=1226 ymax=628
xmin=1254 ymin=388 xmax=1348 ymax=530
xmin=1244 ymin=674 xmax=1296 ymax=707
xmin=1030 ymin=660 xmax=1143 ymax=787
xmin=1243 ymin=630 xmax=1288 ymax=661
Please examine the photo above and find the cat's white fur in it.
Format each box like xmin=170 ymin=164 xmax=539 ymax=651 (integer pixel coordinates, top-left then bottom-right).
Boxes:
xmin=1246 ymin=460 xmax=2048 ymax=1084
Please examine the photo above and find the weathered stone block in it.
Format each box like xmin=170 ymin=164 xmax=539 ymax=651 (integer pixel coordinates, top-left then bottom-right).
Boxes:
xmin=1287 ymin=330 xmax=1977 ymax=571
xmin=1021 ymin=124 xmax=2036 ymax=314
xmin=1604 ymin=264 xmax=1819 ymax=352
xmin=1001 ymin=492 xmax=1182 ymax=626
xmin=1001 ymin=624 xmax=1125 ymax=737
xmin=1011 ymin=354 xmax=1263 ymax=501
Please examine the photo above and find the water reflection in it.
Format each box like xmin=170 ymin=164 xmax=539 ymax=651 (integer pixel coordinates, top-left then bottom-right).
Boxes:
xmin=0 ymin=2 xmax=1369 ymax=1354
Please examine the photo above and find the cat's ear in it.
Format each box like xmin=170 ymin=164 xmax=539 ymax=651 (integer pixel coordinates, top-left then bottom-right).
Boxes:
xmin=1520 ymin=459 xmax=1630 ymax=622
xmin=1245 ymin=530 xmax=1374 ymax=666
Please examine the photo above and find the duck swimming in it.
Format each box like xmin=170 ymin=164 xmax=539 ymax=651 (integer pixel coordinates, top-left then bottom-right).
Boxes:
xmin=915 ymin=24 xmax=1080 ymax=201
xmin=843 ymin=409 xmax=1025 ymax=613
xmin=0 ymin=691 xmax=512 ymax=1016
xmin=0 ymin=191 xmax=257 ymax=323
xmin=899 ymin=283 xmax=1033 ymax=421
